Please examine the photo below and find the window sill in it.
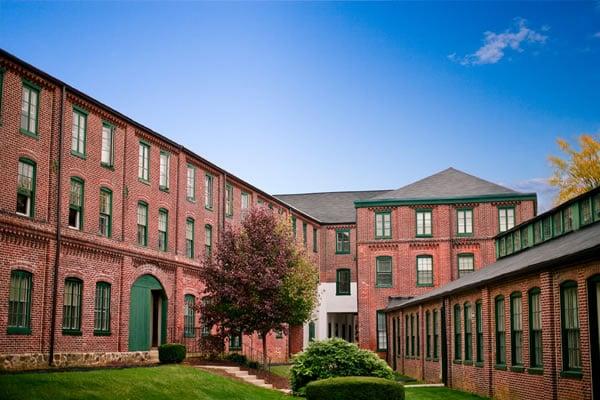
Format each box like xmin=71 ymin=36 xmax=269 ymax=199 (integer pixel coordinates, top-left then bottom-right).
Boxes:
xmin=20 ymin=128 xmax=39 ymax=139
xmin=494 ymin=364 xmax=507 ymax=371
xmin=510 ymin=366 xmax=525 ymax=373
xmin=335 ymin=292 xmax=351 ymax=296
xmin=229 ymin=348 xmax=242 ymax=352
xmin=159 ymin=186 xmax=169 ymax=193
xmin=70 ymin=151 xmax=86 ymax=160
xmin=375 ymin=285 xmax=393 ymax=289
xmin=560 ymin=370 xmax=583 ymax=379
xmin=417 ymin=283 xmax=434 ymax=287
xmin=432 ymin=358 xmax=439 ymax=362
xmin=225 ymin=214 xmax=233 ymax=219
xmin=138 ymin=178 xmax=150 ymax=186
xmin=94 ymin=331 xmax=111 ymax=336
xmin=456 ymin=233 xmax=474 ymax=237
xmin=335 ymin=252 xmax=351 ymax=255
xmin=416 ymin=234 xmax=433 ymax=238
xmin=375 ymin=236 xmax=392 ymax=240
xmin=475 ymin=362 xmax=484 ymax=368
xmin=7 ymin=327 xmax=31 ymax=335
xmin=453 ymin=360 xmax=463 ymax=365
xmin=527 ymin=367 xmax=544 ymax=375
xmin=463 ymin=360 xmax=473 ymax=366
xmin=376 ymin=349 xmax=388 ymax=353
xmin=62 ymin=330 xmax=82 ymax=336
xmin=187 ymin=197 xmax=196 ymax=203
xmin=205 ymin=206 xmax=213 ymax=211
xmin=101 ymin=163 xmax=114 ymax=171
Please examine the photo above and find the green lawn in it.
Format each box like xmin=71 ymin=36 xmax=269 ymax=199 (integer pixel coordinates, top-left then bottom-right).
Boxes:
xmin=269 ymin=364 xmax=291 ymax=378
xmin=0 ymin=365 xmax=487 ymax=400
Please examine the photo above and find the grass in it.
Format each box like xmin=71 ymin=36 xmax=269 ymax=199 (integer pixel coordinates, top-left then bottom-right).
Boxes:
xmin=269 ymin=364 xmax=291 ymax=378
xmin=0 ymin=365 xmax=289 ymax=400
xmin=405 ymin=387 xmax=488 ymax=400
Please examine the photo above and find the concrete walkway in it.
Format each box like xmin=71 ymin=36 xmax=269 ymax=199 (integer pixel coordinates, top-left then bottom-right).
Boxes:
xmin=194 ymin=365 xmax=291 ymax=394
xmin=404 ymin=383 xmax=445 ymax=388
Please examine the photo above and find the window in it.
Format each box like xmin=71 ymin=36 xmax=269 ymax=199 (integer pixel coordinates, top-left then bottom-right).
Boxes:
xmin=514 ymin=230 xmax=521 ymax=252
xmin=204 ymin=174 xmax=213 ymax=209
xmin=335 ymin=229 xmax=350 ymax=254
xmin=510 ymin=292 xmax=523 ymax=365
xmin=313 ymin=227 xmax=318 ymax=253
xmin=101 ymin=122 xmax=114 ymax=167
xmin=529 ymin=288 xmax=542 ymax=368
xmin=498 ymin=207 xmax=515 ymax=232
xmin=416 ymin=210 xmax=432 ymax=236
xmin=580 ymin=198 xmax=593 ymax=225
xmin=201 ymin=298 xmax=210 ymax=336
xmin=476 ymin=301 xmax=483 ymax=363
xmin=68 ymin=178 xmax=84 ymax=230
xmin=138 ymin=142 xmax=150 ymax=182
xmin=230 ymin=334 xmax=242 ymax=350
xmin=454 ymin=304 xmax=461 ymax=361
xmin=184 ymin=294 xmax=196 ymax=337
xmin=71 ymin=108 xmax=87 ymax=157
xmin=594 ymin=193 xmax=600 ymax=221
xmin=506 ymin=234 xmax=514 ymax=254
xmin=99 ymin=188 xmax=112 ymax=237
xmin=186 ymin=165 xmax=196 ymax=201
xmin=8 ymin=270 xmax=32 ymax=334
xmin=543 ymin=216 xmax=552 ymax=240
xmin=63 ymin=278 xmax=82 ymax=333
xmin=94 ymin=282 xmax=111 ymax=335
xmin=553 ymin=212 xmax=563 ymax=236
xmin=336 ymin=269 xmax=351 ymax=295
xmin=375 ymin=211 xmax=391 ymax=239
xmin=20 ymin=81 xmax=39 ymax=136
xmin=561 ymin=281 xmax=581 ymax=371
xmin=377 ymin=311 xmax=387 ymax=350
xmin=292 ymin=216 xmax=297 ymax=239
xmin=158 ymin=209 xmax=168 ymax=252
xmin=159 ymin=151 xmax=170 ymax=190
xmin=457 ymin=209 xmax=473 ymax=235
xmin=241 ymin=192 xmax=249 ymax=212
xmin=376 ymin=256 xmax=392 ymax=288
xmin=521 ymin=227 xmax=530 ymax=249
xmin=225 ymin=183 xmax=233 ymax=217
xmin=563 ymin=206 xmax=574 ymax=232
xmin=534 ymin=221 xmax=542 ymax=244
xmin=458 ymin=254 xmax=475 ymax=278
xmin=275 ymin=329 xmax=283 ymax=339
xmin=416 ymin=314 xmax=420 ymax=357
xmin=410 ymin=314 xmax=415 ymax=356
xmin=416 ymin=255 xmax=433 ymax=286
xmin=205 ymin=224 xmax=212 ymax=257
xmin=303 ymin=222 xmax=307 ymax=246
xmin=16 ymin=158 xmax=36 ymax=217
xmin=495 ymin=296 xmax=506 ymax=365
xmin=425 ymin=311 xmax=431 ymax=358
xmin=308 ymin=322 xmax=316 ymax=342
xmin=433 ymin=309 xmax=439 ymax=359
xmin=405 ymin=315 xmax=410 ymax=355
xmin=186 ymin=218 xmax=195 ymax=258
xmin=137 ymin=202 xmax=148 ymax=246
xmin=464 ymin=303 xmax=472 ymax=361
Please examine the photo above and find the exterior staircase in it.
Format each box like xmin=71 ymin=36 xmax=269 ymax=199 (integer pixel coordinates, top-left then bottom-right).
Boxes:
xmin=194 ymin=365 xmax=291 ymax=394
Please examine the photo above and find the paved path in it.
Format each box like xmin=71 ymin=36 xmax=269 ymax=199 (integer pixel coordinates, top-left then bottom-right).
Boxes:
xmin=194 ymin=365 xmax=291 ymax=395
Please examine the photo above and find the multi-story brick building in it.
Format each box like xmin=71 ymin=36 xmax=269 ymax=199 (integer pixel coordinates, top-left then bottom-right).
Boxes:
xmin=384 ymin=186 xmax=600 ymax=400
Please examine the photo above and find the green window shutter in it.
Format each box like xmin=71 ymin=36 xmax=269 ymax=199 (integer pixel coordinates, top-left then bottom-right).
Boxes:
xmin=7 ymin=270 xmax=32 ymax=334
xmin=184 ymin=294 xmax=196 ymax=337
xmin=375 ymin=256 xmax=392 ymax=288
xmin=63 ymin=278 xmax=83 ymax=334
xmin=94 ymin=282 xmax=111 ymax=335
xmin=71 ymin=107 xmax=87 ymax=158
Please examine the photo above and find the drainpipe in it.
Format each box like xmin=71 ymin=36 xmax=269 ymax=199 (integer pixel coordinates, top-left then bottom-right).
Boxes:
xmin=49 ymin=85 xmax=66 ymax=366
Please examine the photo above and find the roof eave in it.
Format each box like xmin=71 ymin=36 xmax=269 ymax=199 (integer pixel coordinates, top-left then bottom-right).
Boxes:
xmin=355 ymin=193 xmax=537 ymax=208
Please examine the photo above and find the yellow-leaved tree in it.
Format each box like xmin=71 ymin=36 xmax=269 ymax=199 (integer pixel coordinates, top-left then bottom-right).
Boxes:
xmin=548 ymin=134 xmax=600 ymax=205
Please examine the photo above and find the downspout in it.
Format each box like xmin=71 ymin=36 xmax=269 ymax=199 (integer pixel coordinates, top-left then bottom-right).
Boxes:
xmin=49 ymin=85 xmax=66 ymax=366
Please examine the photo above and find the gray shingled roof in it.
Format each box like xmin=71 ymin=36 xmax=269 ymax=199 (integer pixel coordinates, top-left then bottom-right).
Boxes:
xmin=274 ymin=190 xmax=390 ymax=224
xmin=372 ymin=167 xmax=519 ymax=201
xmin=386 ymin=221 xmax=600 ymax=311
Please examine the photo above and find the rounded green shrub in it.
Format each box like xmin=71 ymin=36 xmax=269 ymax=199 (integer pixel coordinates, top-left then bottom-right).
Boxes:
xmin=290 ymin=338 xmax=394 ymax=395
xmin=306 ymin=376 xmax=404 ymax=400
xmin=158 ymin=343 xmax=186 ymax=364
xmin=225 ymin=352 xmax=248 ymax=365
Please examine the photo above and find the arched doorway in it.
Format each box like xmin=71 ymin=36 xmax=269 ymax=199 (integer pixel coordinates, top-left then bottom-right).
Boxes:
xmin=129 ymin=274 xmax=167 ymax=351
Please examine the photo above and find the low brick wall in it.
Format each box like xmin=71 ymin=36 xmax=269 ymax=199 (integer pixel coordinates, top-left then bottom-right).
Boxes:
xmin=0 ymin=351 xmax=155 ymax=372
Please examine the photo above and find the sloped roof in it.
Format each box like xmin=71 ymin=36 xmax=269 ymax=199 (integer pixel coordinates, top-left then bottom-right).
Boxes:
xmin=371 ymin=167 xmax=520 ymax=201
xmin=274 ymin=190 xmax=390 ymax=224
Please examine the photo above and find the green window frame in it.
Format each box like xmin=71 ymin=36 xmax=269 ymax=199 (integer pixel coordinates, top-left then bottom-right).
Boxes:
xmin=101 ymin=122 xmax=114 ymax=167
xmin=410 ymin=314 xmax=415 ymax=356
xmin=205 ymin=224 xmax=212 ymax=257
xmin=68 ymin=177 xmax=84 ymax=230
xmin=513 ymin=229 xmax=521 ymax=252
xmin=201 ymin=298 xmax=210 ymax=336
xmin=138 ymin=141 xmax=150 ymax=182
xmin=433 ymin=309 xmax=439 ymax=359
xmin=94 ymin=282 xmax=111 ymax=335
xmin=542 ymin=216 xmax=553 ymax=241
xmin=7 ymin=269 xmax=32 ymax=334
xmin=405 ymin=315 xmax=410 ymax=356
xmin=425 ymin=310 xmax=431 ymax=359
xmin=313 ymin=227 xmax=318 ymax=253
xmin=335 ymin=229 xmax=350 ymax=254
xmin=229 ymin=334 xmax=242 ymax=350
xmin=476 ymin=300 xmax=483 ymax=363
xmin=580 ymin=197 xmax=593 ymax=226
xmin=416 ymin=255 xmax=433 ymax=286
xmin=457 ymin=208 xmax=473 ymax=236
xmin=71 ymin=107 xmax=87 ymax=158
xmin=534 ymin=220 xmax=542 ymax=244
xmin=498 ymin=206 xmax=515 ymax=232
xmin=464 ymin=302 xmax=472 ymax=362
xmin=560 ymin=281 xmax=581 ymax=372
xmin=594 ymin=193 xmax=600 ymax=222
xmin=204 ymin=174 xmax=214 ymax=210
xmin=159 ymin=151 xmax=170 ymax=191
xmin=376 ymin=311 xmax=387 ymax=351
xmin=495 ymin=295 xmax=506 ymax=366
xmin=20 ymin=80 xmax=40 ymax=137
xmin=186 ymin=164 xmax=196 ymax=201
xmin=99 ymin=187 xmax=112 ymax=238
xmin=184 ymin=294 xmax=196 ymax=338
xmin=416 ymin=209 xmax=432 ymax=237
xmin=375 ymin=256 xmax=392 ymax=288
xmin=186 ymin=218 xmax=195 ymax=258
xmin=241 ymin=191 xmax=249 ymax=212
xmin=416 ymin=313 xmax=420 ymax=357
xmin=529 ymin=288 xmax=543 ymax=368
xmin=16 ymin=157 xmax=36 ymax=218
xmin=303 ymin=222 xmax=307 ymax=246
xmin=225 ymin=183 xmax=233 ymax=217
xmin=375 ymin=211 xmax=391 ymax=239
xmin=308 ymin=322 xmax=316 ymax=342
xmin=563 ymin=206 xmax=574 ymax=232
xmin=137 ymin=201 xmax=148 ymax=246
xmin=62 ymin=278 xmax=82 ymax=334
xmin=458 ymin=253 xmax=475 ymax=278
xmin=291 ymin=216 xmax=297 ymax=240
xmin=553 ymin=211 xmax=563 ymax=236
xmin=454 ymin=304 xmax=461 ymax=361
xmin=158 ymin=208 xmax=168 ymax=252
xmin=336 ymin=268 xmax=351 ymax=295
xmin=510 ymin=292 xmax=523 ymax=366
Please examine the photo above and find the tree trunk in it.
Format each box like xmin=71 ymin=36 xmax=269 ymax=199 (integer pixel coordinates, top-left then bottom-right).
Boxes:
xmin=261 ymin=332 xmax=268 ymax=368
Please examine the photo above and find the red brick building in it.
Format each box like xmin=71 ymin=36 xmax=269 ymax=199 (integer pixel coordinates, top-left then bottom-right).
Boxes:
xmin=385 ymin=187 xmax=600 ymax=400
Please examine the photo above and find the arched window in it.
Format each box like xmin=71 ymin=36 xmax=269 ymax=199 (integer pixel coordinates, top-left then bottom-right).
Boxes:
xmin=528 ymin=288 xmax=542 ymax=368
xmin=475 ymin=300 xmax=483 ymax=363
xmin=454 ymin=304 xmax=461 ymax=361
xmin=184 ymin=294 xmax=196 ymax=337
xmin=495 ymin=295 xmax=506 ymax=365
xmin=94 ymin=282 xmax=111 ymax=335
xmin=464 ymin=302 xmax=472 ymax=362
xmin=16 ymin=158 xmax=36 ymax=217
xmin=560 ymin=281 xmax=581 ymax=371
xmin=8 ymin=270 xmax=32 ymax=334
xmin=63 ymin=278 xmax=83 ymax=334
xmin=510 ymin=292 xmax=523 ymax=366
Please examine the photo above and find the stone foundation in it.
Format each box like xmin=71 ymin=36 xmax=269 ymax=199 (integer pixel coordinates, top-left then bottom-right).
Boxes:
xmin=0 ymin=351 xmax=155 ymax=371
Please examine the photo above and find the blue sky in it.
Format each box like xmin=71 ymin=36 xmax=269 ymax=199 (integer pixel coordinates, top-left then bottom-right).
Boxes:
xmin=1 ymin=2 xmax=599 ymax=210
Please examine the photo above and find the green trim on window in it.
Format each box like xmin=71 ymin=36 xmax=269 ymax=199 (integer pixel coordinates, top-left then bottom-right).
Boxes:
xmin=17 ymin=157 xmax=37 ymax=218
xmin=71 ymin=107 xmax=87 ymax=159
xmin=415 ymin=209 xmax=433 ymax=237
xmin=312 ymin=227 xmax=318 ymax=253
xmin=69 ymin=177 xmax=85 ymax=230
xmin=335 ymin=228 xmax=351 ymax=254
xmin=375 ymin=256 xmax=393 ymax=288
xmin=302 ymin=222 xmax=307 ymax=246
xmin=7 ymin=269 xmax=32 ymax=335
xmin=374 ymin=211 xmax=392 ymax=239
xmin=457 ymin=253 xmax=475 ymax=278
xmin=186 ymin=164 xmax=196 ymax=201
xmin=100 ymin=121 xmax=115 ymax=168
xmin=498 ymin=206 xmax=515 ymax=233
xmin=158 ymin=208 xmax=169 ymax=252
xmin=205 ymin=224 xmax=212 ymax=257
xmin=476 ymin=300 xmax=483 ymax=363
xmin=225 ymin=183 xmax=233 ymax=217
xmin=204 ymin=174 xmax=214 ymax=210
xmin=527 ymin=367 xmax=544 ymax=375
xmin=137 ymin=201 xmax=149 ymax=246
xmin=20 ymin=80 xmax=40 ymax=138
xmin=416 ymin=255 xmax=434 ymax=287
xmin=510 ymin=291 xmax=523 ymax=366
xmin=376 ymin=310 xmax=388 ymax=351
xmin=336 ymin=268 xmax=351 ymax=295
xmin=99 ymin=187 xmax=113 ymax=238
xmin=62 ymin=278 xmax=83 ymax=335
xmin=186 ymin=217 xmax=195 ymax=258
xmin=560 ymin=280 xmax=581 ymax=373
xmin=229 ymin=334 xmax=242 ymax=350
xmin=184 ymin=294 xmax=196 ymax=338
xmin=159 ymin=150 xmax=170 ymax=192
xmin=93 ymin=281 xmax=111 ymax=336
xmin=456 ymin=208 xmax=474 ymax=236
xmin=495 ymin=295 xmax=506 ymax=366
xmin=528 ymin=287 xmax=543 ymax=368
xmin=454 ymin=304 xmax=461 ymax=361
xmin=560 ymin=370 xmax=583 ymax=379
xmin=138 ymin=141 xmax=150 ymax=183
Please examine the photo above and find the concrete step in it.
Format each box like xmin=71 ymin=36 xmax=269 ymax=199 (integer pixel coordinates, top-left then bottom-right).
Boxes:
xmin=231 ymin=371 xmax=250 ymax=377
xmin=243 ymin=378 xmax=266 ymax=385
xmin=256 ymin=384 xmax=274 ymax=389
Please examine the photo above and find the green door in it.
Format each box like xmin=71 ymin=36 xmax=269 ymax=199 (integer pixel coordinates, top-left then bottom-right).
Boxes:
xmin=129 ymin=275 xmax=167 ymax=351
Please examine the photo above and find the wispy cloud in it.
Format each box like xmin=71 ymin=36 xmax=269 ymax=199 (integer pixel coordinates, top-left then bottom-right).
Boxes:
xmin=450 ymin=18 xmax=548 ymax=66
xmin=594 ymin=32 xmax=600 ymax=39
xmin=508 ymin=177 xmax=558 ymax=212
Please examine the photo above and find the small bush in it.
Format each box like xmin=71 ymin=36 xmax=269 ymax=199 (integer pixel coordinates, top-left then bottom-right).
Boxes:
xmin=247 ymin=360 xmax=260 ymax=370
xmin=306 ymin=376 xmax=404 ymax=400
xmin=290 ymin=338 xmax=394 ymax=395
xmin=158 ymin=343 xmax=186 ymax=364
xmin=225 ymin=352 xmax=248 ymax=365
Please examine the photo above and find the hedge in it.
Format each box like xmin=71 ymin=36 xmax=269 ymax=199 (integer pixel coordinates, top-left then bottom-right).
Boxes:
xmin=158 ymin=343 xmax=186 ymax=364
xmin=306 ymin=376 xmax=404 ymax=400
